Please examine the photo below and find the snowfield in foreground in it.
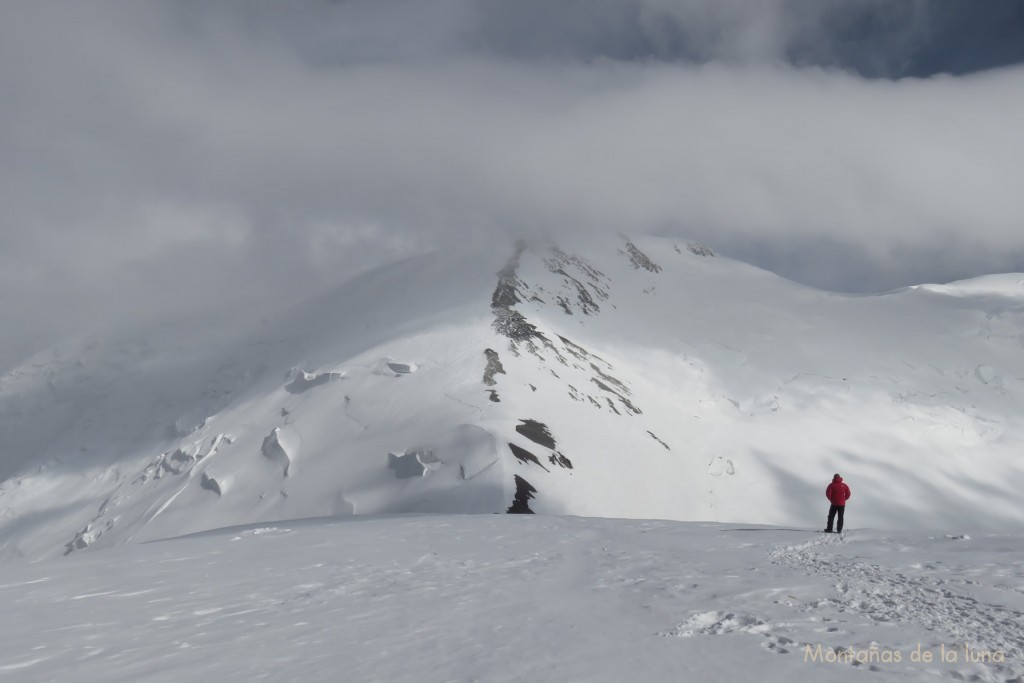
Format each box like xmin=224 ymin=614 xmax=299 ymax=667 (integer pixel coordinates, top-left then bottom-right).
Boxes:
xmin=1 ymin=514 xmax=1022 ymax=683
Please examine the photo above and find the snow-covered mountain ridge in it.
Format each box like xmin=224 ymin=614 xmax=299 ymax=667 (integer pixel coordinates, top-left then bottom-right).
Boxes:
xmin=1 ymin=235 xmax=1023 ymax=560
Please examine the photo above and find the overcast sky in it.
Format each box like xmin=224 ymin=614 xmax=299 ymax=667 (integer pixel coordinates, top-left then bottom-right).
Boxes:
xmin=3 ymin=1 xmax=1024 ymax=363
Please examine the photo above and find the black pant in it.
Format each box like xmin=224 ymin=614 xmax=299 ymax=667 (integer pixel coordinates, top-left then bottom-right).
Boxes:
xmin=826 ymin=504 xmax=845 ymax=532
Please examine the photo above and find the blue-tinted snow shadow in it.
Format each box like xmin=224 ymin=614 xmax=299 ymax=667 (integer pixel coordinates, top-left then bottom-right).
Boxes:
xmin=754 ymin=445 xmax=1023 ymax=533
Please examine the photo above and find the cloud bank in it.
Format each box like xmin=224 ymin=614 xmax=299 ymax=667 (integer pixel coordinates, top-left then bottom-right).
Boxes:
xmin=3 ymin=1 xmax=1024 ymax=362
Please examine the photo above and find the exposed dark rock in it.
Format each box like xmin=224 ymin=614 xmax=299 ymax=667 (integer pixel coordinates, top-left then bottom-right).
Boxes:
xmin=623 ymin=238 xmax=662 ymax=272
xmin=491 ymin=244 xmax=610 ymax=364
xmin=483 ymin=348 xmax=506 ymax=386
xmin=493 ymin=308 xmax=547 ymax=345
xmin=549 ymin=248 xmax=607 ymax=289
xmin=590 ymin=363 xmax=631 ymax=396
xmin=540 ymin=338 xmax=570 ymax=366
xmin=542 ymin=249 xmax=610 ymax=315
xmin=509 ymin=443 xmax=550 ymax=472
xmin=647 ymin=431 xmax=671 ymax=450
xmin=559 ymin=335 xmax=613 ymax=370
xmin=487 ymin=390 xmax=501 ymax=403
xmin=557 ymin=335 xmax=590 ymax=362
xmin=529 ymin=384 xmax=537 ymax=392
xmin=687 ymin=243 xmax=715 ymax=257
xmin=492 ymin=278 xmax=522 ymax=309
xmin=548 ymin=452 xmax=573 ymax=469
xmin=491 ymin=244 xmax=548 ymax=354
xmin=619 ymin=396 xmax=641 ymax=414
xmin=200 ymin=472 xmax=222 ymax=495
xmin=507 ymin=475 xmax=537 ymax=514
xmin=546 ymin=266 xmax=601 ymax=315
xmin=591 ymin=378 xmax=642 ymax=415
xmin=515 ymin=419 xmax=556 ymax=449
xmin=492 ymin=243 xmax=527 ymax=308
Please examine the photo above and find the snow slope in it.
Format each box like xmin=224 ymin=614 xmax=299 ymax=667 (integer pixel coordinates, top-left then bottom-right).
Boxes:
xmin=1 ymin=235 xmax=1023 ymax=560
xmin=0 ymin=515 xmax=1021 ymax=683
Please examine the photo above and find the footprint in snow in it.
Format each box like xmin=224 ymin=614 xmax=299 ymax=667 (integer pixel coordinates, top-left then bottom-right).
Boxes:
xmin=707 ymin=456 xmax=735 ymax=477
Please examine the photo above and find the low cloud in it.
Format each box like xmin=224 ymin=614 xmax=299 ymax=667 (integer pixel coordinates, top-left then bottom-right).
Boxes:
xmin=3 ymin=1 xmax=1023 ymax=362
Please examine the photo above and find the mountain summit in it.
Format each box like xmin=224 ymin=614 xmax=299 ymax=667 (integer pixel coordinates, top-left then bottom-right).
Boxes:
xmin=1 ymin=236 xmax=1023 ymax=560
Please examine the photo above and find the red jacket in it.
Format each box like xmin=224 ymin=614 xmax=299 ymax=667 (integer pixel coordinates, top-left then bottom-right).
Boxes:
xmin=826 ymin=476 xmax=851 ymax=506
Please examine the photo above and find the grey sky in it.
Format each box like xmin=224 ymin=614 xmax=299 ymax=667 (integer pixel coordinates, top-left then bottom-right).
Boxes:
xmin=3 ymin=1 xmax=1024 ymax=365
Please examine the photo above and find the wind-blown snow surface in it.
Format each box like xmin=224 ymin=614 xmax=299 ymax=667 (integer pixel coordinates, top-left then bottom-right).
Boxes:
xmin=1 ymin=235 xmax=1023 ymax=560
xmin=1 ymin=515 xmax=1022 ymax=683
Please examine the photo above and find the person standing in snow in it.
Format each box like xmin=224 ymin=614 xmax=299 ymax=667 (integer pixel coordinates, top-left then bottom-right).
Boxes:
xmin=824 ymin=474 xmax=851 ymax=533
